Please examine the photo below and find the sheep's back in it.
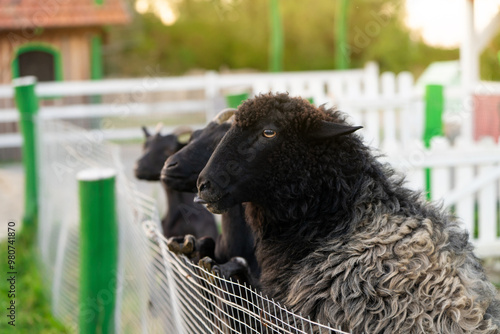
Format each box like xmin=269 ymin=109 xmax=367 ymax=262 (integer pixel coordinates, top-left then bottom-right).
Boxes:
xmin=285 ymin=213 xmax=500 ymax=334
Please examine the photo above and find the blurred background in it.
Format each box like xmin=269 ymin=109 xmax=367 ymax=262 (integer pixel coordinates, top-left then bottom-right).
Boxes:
xmin=108 ymin=0 xmax=499 ymax=78
xmin=1 ymin=0 xmax=500 ymax=332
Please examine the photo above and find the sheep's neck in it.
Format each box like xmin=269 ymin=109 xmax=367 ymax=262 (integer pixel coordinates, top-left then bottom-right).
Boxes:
xmin=249 ymin=197 xmax=353 ymax=243
xmin=163 ymin=184 xmax=195 ymax=230
xmin=215 ymin=204 xmax=258 ymax=275
xmin=216 ymin=204 xmax=248 ymax=259
xmin=250 ymin=157 xmax=403 ymax=244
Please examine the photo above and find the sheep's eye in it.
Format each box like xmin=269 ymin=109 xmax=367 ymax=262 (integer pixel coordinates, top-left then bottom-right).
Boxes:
xmin=262 ymin=129 xmax=277 ymax=138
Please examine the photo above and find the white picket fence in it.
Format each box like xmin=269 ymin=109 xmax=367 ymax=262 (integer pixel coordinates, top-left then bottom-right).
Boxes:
xmin=386 ymin=137 xmax=500 ymax=257
xmin=1 ymin=63 xmax=500 ymax=256
xmin=0 ymin=62 xmax=421 ymax=149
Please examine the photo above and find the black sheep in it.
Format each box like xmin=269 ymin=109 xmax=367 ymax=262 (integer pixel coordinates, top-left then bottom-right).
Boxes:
xmin=197 ymin=93 xmax=500 ymax=334
xmin=135 ymin=124 xmax=218 ymax=240
xmin=161 ymin=109 xmax=260 ymax=281
xmin=162 ymin=110 xmax=261 ymax=334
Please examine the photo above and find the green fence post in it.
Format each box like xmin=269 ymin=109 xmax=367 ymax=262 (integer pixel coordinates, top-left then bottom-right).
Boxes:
xmin=423 ymin=84 xmax=444 ymax=199
xmin=225 ymin=92 xmax=249 ymax=109
xmin=13 ymin=76 xmax=39 ymax=230
xmin=335 ymin=0 xmax=349 ymax=70
xmin=90 ymin=35 xmax=103 ymax=108
xmin=269 ymin=0 xmax=283 ymax=72
xmin=78 ymin=169 xmax=118 ymax=334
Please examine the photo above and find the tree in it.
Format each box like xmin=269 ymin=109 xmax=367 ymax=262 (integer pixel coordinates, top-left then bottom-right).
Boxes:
xmin=104 ymin=0 xmax=461 ymax=78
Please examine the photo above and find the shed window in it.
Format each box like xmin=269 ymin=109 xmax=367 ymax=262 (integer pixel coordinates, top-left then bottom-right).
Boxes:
xmin=18 ymin=51 xmax=55 ymax=82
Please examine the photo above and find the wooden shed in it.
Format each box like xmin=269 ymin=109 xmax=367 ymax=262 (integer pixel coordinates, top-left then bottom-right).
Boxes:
xmin=0 ymin=0 xmax=129 ymax=161
xmin=0 ymin=0 xmax=130 ymax=84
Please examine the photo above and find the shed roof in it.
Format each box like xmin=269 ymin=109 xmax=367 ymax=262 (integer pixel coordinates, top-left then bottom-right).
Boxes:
xmin=0 ymin=0 xmax=130 ymax=30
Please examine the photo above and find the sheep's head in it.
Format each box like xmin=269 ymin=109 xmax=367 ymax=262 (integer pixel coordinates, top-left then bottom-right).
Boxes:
xmin=196 ymin=93 xmax=361 ymax=214
xmin=160 ymin=109 xmax=236 ymax=192
xmin=134 ymin=124 xmax=192 ymax=181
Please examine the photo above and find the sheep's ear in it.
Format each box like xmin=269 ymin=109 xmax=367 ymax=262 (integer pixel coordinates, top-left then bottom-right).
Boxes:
xmin=142 ymin=126 xmax=151 ymax=138
xmin=309 ymin=121 xmax=362 ymax=140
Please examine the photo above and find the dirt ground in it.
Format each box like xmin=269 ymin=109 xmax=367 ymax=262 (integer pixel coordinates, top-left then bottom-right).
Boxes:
xmin=1 ymin=143 xmax=499 ymax=289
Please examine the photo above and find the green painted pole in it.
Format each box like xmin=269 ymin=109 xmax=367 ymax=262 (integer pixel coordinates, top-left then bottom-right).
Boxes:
xmin=269 ymin=0 xmax=283 ymax=72
xmin=90 ymin=35 xmax=103 ymax=121
xmin=335 ymin=0 xmax=349 ymax=69
xmin=78 ymin=169 xmax=118 ymax=334
xmin=13 ymin=76 xmax=39 ymax=230
xmin=90 ymin=35 xmax=103 ymax=81
xmin=423 ymin=84 xmax=444 ymax=199
xmin=225 ymin=92 xmax=249 ymax=108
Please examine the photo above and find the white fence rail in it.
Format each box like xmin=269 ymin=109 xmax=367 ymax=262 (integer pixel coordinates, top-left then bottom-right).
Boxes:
xmin=3 ymin=64 xmax=500 ymax=151
xmin=0 ymin=63 xmax=425 ymax=150
xmin=386 ymin=137 xmax=500 ymax=257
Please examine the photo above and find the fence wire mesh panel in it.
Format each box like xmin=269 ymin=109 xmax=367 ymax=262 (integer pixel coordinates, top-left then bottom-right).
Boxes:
xmin=36 ymin=118 xmax=349 ymax=333
xmin=36 ymin=118 xmax=158 ymax=333
xmin=143 ymin=224 xmax=350 ymax=334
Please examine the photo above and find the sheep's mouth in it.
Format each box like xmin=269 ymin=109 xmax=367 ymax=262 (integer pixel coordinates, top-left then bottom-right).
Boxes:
xmin=135 ymin=170 xmax=161 ymax=181
xmin=161 ymin=173 xmax=182 ymax=185
xmin=162 ymin=172 xmax=198 ymax=192
xmin=195 ymin=193 xmax=232 ymax=214
xmin=163 ymin=173 xmax=191 ymax=182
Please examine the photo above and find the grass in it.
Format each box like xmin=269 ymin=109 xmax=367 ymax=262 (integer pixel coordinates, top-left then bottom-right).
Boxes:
xmin=0 ymin=225 xmax=69 ymax=333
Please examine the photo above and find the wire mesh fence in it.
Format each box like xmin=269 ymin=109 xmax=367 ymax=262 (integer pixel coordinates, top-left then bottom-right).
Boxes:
xmin=36 ymin=117 xmax=349 ymax=334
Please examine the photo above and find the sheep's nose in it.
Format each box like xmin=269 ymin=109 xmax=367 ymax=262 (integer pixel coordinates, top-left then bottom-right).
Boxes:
xmin=198 ymin=179 xmax=210 ymax=192
xmin=195 ymin=177 xmax=211 ymax=204
xmin=160 ymin=157 xmax=177 ymax=182
xmin=166 ymin=161 xmax=177 ymax=169
xmin=194 ymin=195 xmax=207 ymax=204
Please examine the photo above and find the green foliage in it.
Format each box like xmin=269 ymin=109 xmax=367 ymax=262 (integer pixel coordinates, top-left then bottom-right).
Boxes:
xmin=0 ymin=227 xmax=69 ymax=333
xmin=105 ymin=0 xmax=269 ymax=76
xmin=104 ymin=0 xmax=466 ymax=78
xmin=345 ymin=0 xmax=458 ymax=76
xmin=480 ymin=30 xmax=500 ymax=81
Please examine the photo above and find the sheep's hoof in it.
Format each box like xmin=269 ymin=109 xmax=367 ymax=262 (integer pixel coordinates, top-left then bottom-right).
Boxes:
xmin=181 ymin=234 xmax=196 ymax=255
xmin=217 ymin=257 xmax=251 ymax=283
xmin=166 ymin=236 xmax=184 ymax=254
xmin=199 ymin=256 xmax=216 ymax=272
xmin=166 ymin=235 xmax=196 ymax=257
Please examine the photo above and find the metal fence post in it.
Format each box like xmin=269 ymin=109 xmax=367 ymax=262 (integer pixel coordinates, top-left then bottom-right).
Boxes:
xmin=205 ymin=70 xmax=218 ymax=120
xmin=424 ymin=84 xmax=444 ymax=199
xmin=335 ymin=0 xmax=349 ymax=69
xmin=78 ymin=168 xmax=118 ymax=334
xmin=269 ymin=0 xmax=283 ymax=72
xmin=225 ymin=92 xmax=249 ymax=108
xmin=13 ymin=76 xmax=39 ymax=229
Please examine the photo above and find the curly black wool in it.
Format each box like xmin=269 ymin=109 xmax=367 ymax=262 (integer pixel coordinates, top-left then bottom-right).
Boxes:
xmin=201 ymin=93 xmax=500 ymax=333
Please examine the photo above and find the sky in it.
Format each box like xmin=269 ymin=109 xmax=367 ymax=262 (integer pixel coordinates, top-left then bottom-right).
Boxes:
xmin=405 ymin=0 xmax=500 ymax=48
xmin=135 ymin=0 xmax=500 ymax=48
